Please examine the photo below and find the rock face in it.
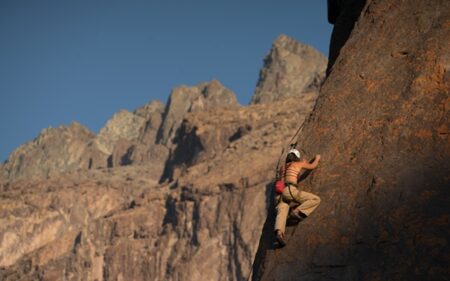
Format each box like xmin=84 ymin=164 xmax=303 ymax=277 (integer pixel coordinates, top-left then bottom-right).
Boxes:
xmin=250 ymin=34 xmax=327 ymax=104
xmin=253 ymin=1 xmax=450 ymax=280
xmin=107 ymin=100 xmax=168 ymax=176
xmin=326 ymin=0 xmax=367 ymax=75
xmin=149 ymin=96 xmax=317 ymax=280
xmin=161 ymin=91 xmax=319 ymax=182
xmin=7 ymin=8 xmax=446 ymax=279
xmin=0 ymin=166 xmax=162 ymax=280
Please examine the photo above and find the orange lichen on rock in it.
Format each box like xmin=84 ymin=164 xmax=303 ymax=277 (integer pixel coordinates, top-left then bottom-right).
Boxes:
xmin=415 ymin=128 xmax=433 ymax=139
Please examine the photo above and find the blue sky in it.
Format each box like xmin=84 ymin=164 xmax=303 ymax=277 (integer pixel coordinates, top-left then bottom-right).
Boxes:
xmin=0 ymin=1 xmax=332 ymax=162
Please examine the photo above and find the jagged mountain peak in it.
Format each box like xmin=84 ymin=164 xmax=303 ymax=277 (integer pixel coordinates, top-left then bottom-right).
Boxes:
xmin=2 ymin=121 xmax=101 ymax=181
xmin=157 ymin=80 xmax=240 ymax=145
xmin=250 ymin=34 xmax=327 ymax=105
xmin=0 ymin=78 xmax=242 ymax=182
xmin=273 ymin=34 xmax=324 ymax=57
xmin=134 ymin=99 xmax=165 ymax=118
xmin=169 ymin=79 xmax=239 ymax=109
xmin=36 ymin=121 xmax=94 ymax=139
xmin=95 ymin=109 xmax=146 ymax=155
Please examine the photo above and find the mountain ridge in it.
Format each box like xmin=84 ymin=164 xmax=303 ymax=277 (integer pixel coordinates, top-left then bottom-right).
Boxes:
xmin=0 ymin=35 xmax=327 ymax=281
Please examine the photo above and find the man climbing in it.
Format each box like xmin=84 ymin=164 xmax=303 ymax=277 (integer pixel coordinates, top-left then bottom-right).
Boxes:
xmin=275 ymin=148 xmax=321 ymax=247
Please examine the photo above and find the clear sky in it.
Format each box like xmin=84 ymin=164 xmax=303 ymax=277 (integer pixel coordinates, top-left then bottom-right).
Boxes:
xmin=0 ymin=1 xmax=332 ymax=162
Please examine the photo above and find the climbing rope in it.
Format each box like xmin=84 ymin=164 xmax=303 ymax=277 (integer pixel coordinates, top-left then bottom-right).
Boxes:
xmin=245 ymin=120 xmax=311 ymax=281
xmin=275 ymin=120 xmax=307 ymax=179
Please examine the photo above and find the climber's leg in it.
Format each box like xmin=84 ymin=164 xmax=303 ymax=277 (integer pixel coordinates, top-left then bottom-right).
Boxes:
xmin=275 ymin=200 xmax=290 ymax=234
xmin=291 ymin=190 xmax=321 ymax=217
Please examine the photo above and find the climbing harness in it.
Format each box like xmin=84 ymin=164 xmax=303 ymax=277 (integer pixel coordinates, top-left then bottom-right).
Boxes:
xmin=287 ymin=183 xmax=303 ymax=207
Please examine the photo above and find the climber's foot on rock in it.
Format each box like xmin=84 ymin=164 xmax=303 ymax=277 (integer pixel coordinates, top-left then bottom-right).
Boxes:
xmin=287 ymin=210 xmax=306 ymax=225
xmin=275 ymin=230 xmax=286 ymax=247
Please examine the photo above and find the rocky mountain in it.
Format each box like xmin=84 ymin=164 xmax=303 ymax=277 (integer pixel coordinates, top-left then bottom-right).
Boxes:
xmin=103 ymin=100 xmax=167 ymax=176
xmin=0 ymin=102 xmax=165 ymax=182
xmin=252 ymin=0 xmax=450 ymax=280
xmin=0 ymin=34 xmax=327 ymax=281
xmin=0 ymin=165 xmax=161 ymax=280
xmin=0 ymin=122 xmax=108 ymax=182
xmin=2 ymin=1 xmax=448 ymax=279
xmin=0 ymin=95 xmax=311 ymax=281
xmin=95 ymin=110 xmax=147 ymax=156
xmin=140 ymin=95 xmax=317 ymax=281
xmin=0 ymin=94 xmax=318 ymax=281
xmin=161 ymin=91 xmax=319 ymax=183
xmin=0 ymin=81 xmax=239 ymax=183
xmin=157 ymin=80 xmax=240 ymax=145
xmin=250 ymin=34 xmax=327 ymax=104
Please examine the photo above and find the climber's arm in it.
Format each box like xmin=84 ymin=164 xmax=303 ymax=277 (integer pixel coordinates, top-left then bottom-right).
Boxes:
xmin=301 ymin=155 xmax=321 ymax=170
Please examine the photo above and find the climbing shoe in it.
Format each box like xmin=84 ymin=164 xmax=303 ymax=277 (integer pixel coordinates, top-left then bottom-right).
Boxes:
xmin=289 ymin=210 xmax=305 ymax=221
xmin=275 ymin=230 xmax=286 ymax=247
xmin=286 ymin=210 xmax=306 ymax=225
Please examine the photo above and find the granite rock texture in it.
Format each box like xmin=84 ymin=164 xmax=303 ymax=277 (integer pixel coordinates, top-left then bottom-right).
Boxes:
xmin=252 ymin=1 xmax=450 ymax=280
xmin=326 ymin=0 xmax=367 ymax=75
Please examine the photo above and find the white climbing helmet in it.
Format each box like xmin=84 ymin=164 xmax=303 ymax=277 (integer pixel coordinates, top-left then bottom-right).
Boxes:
xmin=287 ymin=148 xmax=301 ymax=159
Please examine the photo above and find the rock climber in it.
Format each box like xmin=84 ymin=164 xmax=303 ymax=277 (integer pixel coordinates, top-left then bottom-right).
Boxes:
xmin=275 ymin=148 xmax=321 ymax=247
